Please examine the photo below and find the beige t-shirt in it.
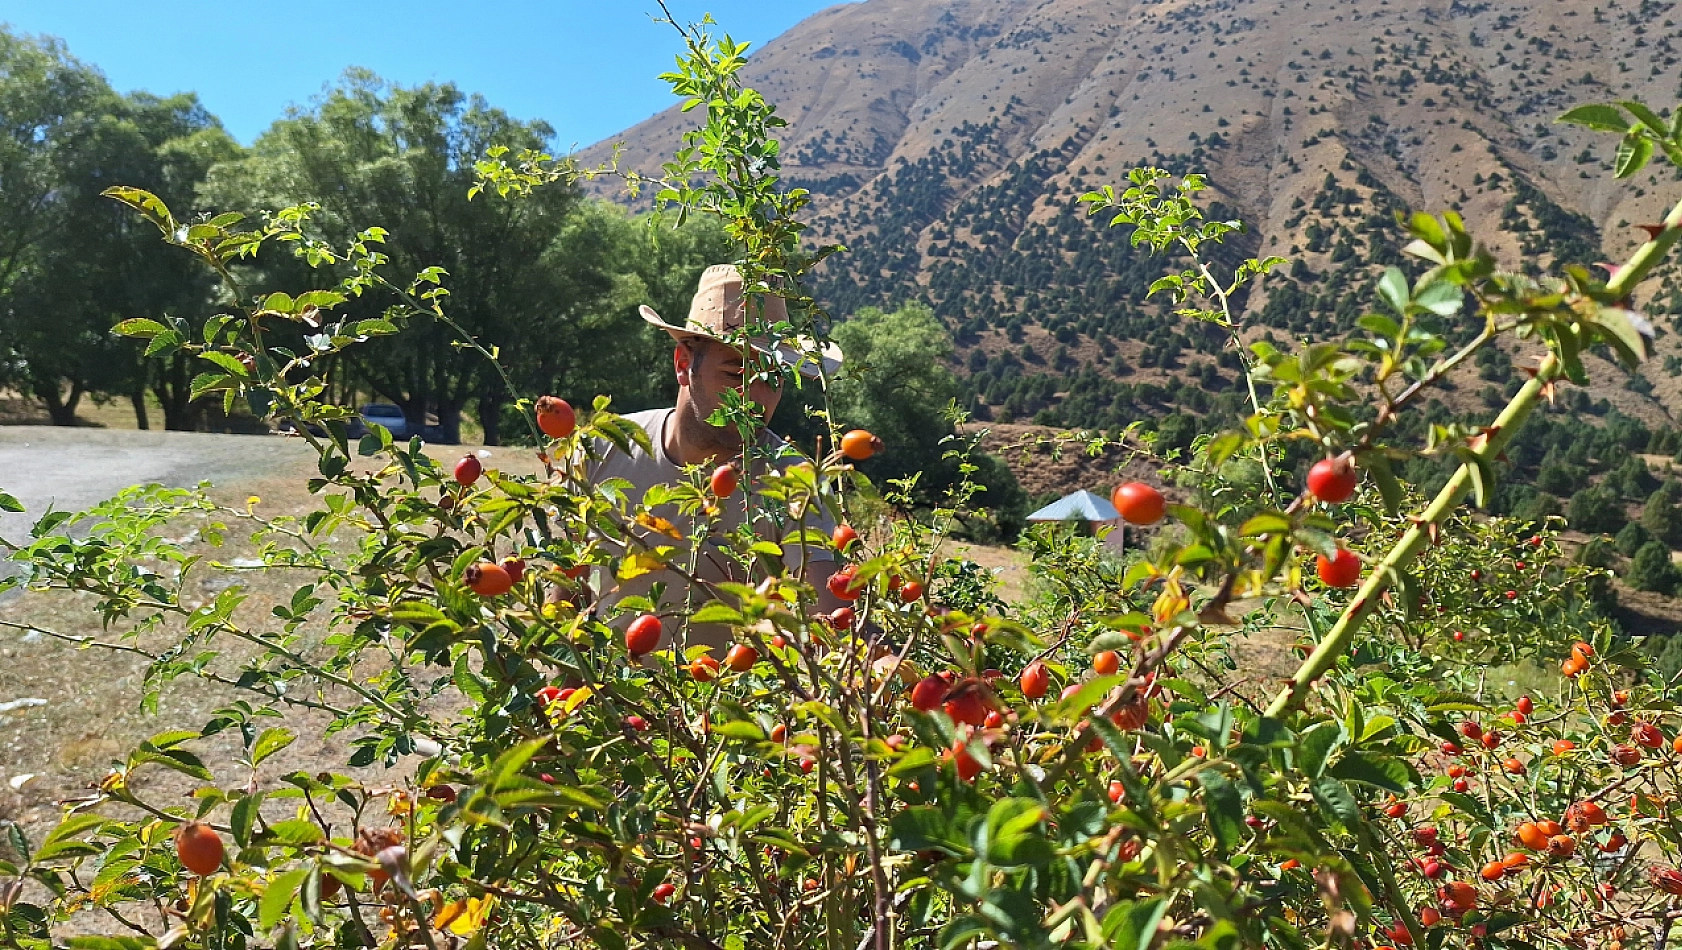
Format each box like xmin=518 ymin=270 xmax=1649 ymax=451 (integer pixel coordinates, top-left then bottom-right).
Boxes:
xmin=585 ymin=408 xmax=836 ymax=649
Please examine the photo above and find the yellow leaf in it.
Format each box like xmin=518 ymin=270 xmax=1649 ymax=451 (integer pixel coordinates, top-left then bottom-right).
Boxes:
xmin=435 ymin=894 xmax=495 ymax=932
xmin=635 ymin=512 xmax=684 ymax=540
xmin=618 ymin=552 xmax=668 ymax=580
xmin=561 ymin=686 xmax=592 ymax=716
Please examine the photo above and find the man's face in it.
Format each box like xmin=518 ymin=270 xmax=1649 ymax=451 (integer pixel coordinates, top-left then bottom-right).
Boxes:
xmin=676 ymin=339 xmax=784 ymax=433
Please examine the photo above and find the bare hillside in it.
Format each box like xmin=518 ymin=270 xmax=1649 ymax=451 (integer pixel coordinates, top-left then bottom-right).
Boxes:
xmin=581 ymin=0 xmax=1682 ymax=443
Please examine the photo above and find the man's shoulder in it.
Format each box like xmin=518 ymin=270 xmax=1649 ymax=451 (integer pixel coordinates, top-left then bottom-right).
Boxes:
xmin=600 ymin=408 xmax=671 ymax=457
xmin=589 ymin=408 xmax=672 ymax=479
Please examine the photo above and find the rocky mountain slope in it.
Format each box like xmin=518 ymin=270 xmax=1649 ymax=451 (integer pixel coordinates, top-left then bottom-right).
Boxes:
xmin=581 ymin=0 xmax=1682 ymax=450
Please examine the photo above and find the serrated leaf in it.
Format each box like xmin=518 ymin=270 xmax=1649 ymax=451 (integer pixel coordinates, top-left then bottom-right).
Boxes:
xmin=1328 ymin=752 xmax=1412 ymax=793
xmin=252 ymin=727 xmax=295 ymax=767
xmin=261 ymin=869 xmax=308 ymax=931
xmin=1557 ymin=103 xmax=1630 ymax=133
xmin=1311 ymin=776 xmax=1361 ymax=829
xmin=112 ymin=318 xmax=169 ymax=339
xmin=1297 ymin=722 xmax=1342 ymax=778
xmin=1198 ymin=770 xmax=1244 ymax=854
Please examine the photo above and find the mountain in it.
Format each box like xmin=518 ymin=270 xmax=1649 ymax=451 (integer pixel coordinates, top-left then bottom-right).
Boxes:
xmin=580 ymin=0 xmax=1682 ymax=507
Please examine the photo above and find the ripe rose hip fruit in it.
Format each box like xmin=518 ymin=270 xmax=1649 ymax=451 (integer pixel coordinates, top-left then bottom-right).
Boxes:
xmin=839 ymin=429 xmax=884 ymax=461
xmin=945 ymin=691 xmax=988 ymax=727
xmin=1317 ymin=548 xmax=1362 ymax=588
xmin=1111 ymin=481 xmax=1166 ymax=525
xmin=1306 ymin=457 xmax=1358 ymax=504
xmin=465 ymin=561 xmax=513 ymax=597
xmin=624 ymin=614 xmax=662 ymax=655
xmin=535 ymin=396 xmax=576 ymax=439
xmin=1652 ymin=867 xmax=1682 ymax=895
xmin=1611 ymin=744 xmax=1642 ymax=766
xmin=535 ymin=685 xmax=562 ymax=708
xmin=688 ymin=655 xmax=721 ymax=682
xmin=651 ymin=882 xmax=676 ymax=905
xmin=709 ymin=464 xmax=739 ymax=498
xmin=501 ymin=556 xmax=526 ymax=585
xmin=725 ymin=644 xmax=759 ymax=672
xmin=832 ymin=523 xmax=859 ymax=553
xmin=453 ymin=454 xmax=482 ymax=486
xmin=829 ymin=606 xmax=855 ymax=630
xmin=1516 ymin=695 xmax=1534 ymax=716
xmin=1092 ymin=650 xmax=1121 ymax=675
xmin=910 ymin=675 xmax=949 ymax=712
xmin=1633 ymin=721 xmax=1665 ymax=748
xmin=827 ymin=565 xmax=863 ymax=601
xmin=1019 ymin=661 xmax=1049 ymax=701
xmin=899 ymin=580 xmax=925 ymax=603
xmin=949 ymin=742 xmax=982 ymax=782
xmin=174 ymin=822 xmax=224 ymax=876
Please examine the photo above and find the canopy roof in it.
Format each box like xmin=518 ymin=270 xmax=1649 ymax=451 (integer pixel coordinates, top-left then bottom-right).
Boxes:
xmin=1026 ymin=489 xmax=1119 ymax=522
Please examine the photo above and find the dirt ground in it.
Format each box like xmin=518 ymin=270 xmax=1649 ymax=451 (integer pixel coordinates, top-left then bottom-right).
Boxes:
xmin=0 ymin=426 xmax=1040 ymax=856
xmin=0 ymin=427 xmax=552 ymax=847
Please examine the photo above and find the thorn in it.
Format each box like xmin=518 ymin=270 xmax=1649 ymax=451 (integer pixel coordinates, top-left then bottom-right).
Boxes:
xmin=1637 ymin=223 xmax=1670 ymax=242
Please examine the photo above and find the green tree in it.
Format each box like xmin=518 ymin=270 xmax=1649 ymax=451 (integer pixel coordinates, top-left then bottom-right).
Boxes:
xmin=204 ymin=71 xmax=594 ymax=443
xmin=1567 ymin=485 xmax=1627 ymax=534
xmin=1630 ymin=539 xmax=1681 ymax=594
xmin=1642 ymin=486 xmax=1682 ymax=547
xmin=496 ymin=205 xmax=733 ymax=441
xmin=826 ymin=302 xmax=1026 ymax=534
xmin=0 ymin=31 xmax=148 ymax=423
xmin=1616 ymin=521 xmax=1652 ymax=557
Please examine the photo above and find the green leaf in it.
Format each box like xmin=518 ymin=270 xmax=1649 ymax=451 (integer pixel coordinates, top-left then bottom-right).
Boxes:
xmin=1311 ymin=776 xmax=1361 ymax=829
xmin=1414 ymin=280 xmax=1464 ymax=316
xmin=1619 ymin=100 xmax=1669 ymax=136
xmin=1297 ymin=722 xmax=1342 ymax=778
xmin=1199 ymin=770 xmax=1244 ymax=853
xmin=1328 ymin=752 xmax=1413 ymax=793
xmin=1103 ymin=898 xmax=1168 ymax=950
xmin=112 ymin=319 xmax=170 ymax=339
xmin=1557 ymin=103 xmax=1630 ymax=132
xmin=689 ymin=603 xmax=745 ymax=625
xmin=252 ymin=727 xmax=295 ymax=767
xmin=260 ymin=869 xmax=308 ymax=931
xmin=890 ymin=806 xmax=970 ymax=856
xmin=263 ymin=820 xmax=325 ymax=846
xmin=938 ymin=915 xmax=991 ymax=950
xmin=0 ymin=492 xmax=24 ymax=514
xmin=1376 ymin=267 xmax=1409 ymax=313
xmin=984 ymin=798 xmax=1054 ymax=868
xmin=1615 ymin=133 xmax=1654 ymax=179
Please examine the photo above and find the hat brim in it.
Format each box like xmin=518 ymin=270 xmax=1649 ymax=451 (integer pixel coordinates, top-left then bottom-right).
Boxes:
xmin=640 ymin=304 xmax=842 ymax=380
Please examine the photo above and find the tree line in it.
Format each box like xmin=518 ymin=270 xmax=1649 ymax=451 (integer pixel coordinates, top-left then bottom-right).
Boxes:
xmin=0 ymin=28 xmax=739 ymax=442
xmin=0 ymin=27 xmax=1028 ymax=532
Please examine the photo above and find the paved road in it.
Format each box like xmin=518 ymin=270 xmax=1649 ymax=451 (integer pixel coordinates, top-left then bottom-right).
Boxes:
xmin=0 ymin=426 xmax=316 ymax=543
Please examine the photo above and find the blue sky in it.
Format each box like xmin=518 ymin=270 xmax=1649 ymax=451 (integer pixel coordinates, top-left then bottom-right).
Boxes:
xmin=2 ymin=1 xmax=845 ymax=148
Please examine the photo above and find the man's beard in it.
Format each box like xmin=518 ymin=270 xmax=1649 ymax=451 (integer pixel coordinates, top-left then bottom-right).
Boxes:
xmin=680 ymin=400 xmax=747 ymax=454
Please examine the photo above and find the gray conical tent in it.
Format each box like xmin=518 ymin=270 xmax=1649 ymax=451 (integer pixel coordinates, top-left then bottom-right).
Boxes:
xmin=1026 ymin=489 xmax=1119 ymax=522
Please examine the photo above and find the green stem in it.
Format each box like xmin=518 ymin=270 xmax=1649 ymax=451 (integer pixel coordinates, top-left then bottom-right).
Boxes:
xmin=1266 ymin=196 xmax=1682 ymax=716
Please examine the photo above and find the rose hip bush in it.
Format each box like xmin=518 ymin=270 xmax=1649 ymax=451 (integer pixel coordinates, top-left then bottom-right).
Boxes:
xmin=6 ymin=13 xmax=1682 ymax=950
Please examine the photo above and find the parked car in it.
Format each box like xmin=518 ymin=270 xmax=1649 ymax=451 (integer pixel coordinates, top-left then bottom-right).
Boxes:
xmin=359 ymin=404 xmax=409 ymax=439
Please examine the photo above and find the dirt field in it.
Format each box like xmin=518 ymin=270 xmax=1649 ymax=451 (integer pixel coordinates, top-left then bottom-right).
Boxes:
xmin=0 ymin=427 xmax=556 ymax=843
xmin=0 ymin=426 xmax=1044 ymax=853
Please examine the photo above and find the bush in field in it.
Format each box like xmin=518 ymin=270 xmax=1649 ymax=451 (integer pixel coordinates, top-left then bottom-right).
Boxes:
xmin=7 ymin=12 xmax=1682 ymax=950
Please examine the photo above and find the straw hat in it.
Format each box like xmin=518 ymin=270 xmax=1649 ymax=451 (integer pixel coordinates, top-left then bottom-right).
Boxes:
xmin=640 ymin=264 xmax=843 ymax=379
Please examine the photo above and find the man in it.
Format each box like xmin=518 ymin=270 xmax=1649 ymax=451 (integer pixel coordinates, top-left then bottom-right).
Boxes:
xmin=569 ymin=264 xmax=847 ymax=649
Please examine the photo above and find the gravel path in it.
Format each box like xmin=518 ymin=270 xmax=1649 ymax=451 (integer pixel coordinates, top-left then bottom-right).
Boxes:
xmin=0 ymin=426 xmax=318 ymax=543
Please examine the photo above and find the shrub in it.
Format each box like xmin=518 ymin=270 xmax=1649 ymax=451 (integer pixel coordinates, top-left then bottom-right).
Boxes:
xmin=5 ymin=26 xmax=1682 ymax=950
xmin=1630 ymin=539 xmax=1681 ymax=593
